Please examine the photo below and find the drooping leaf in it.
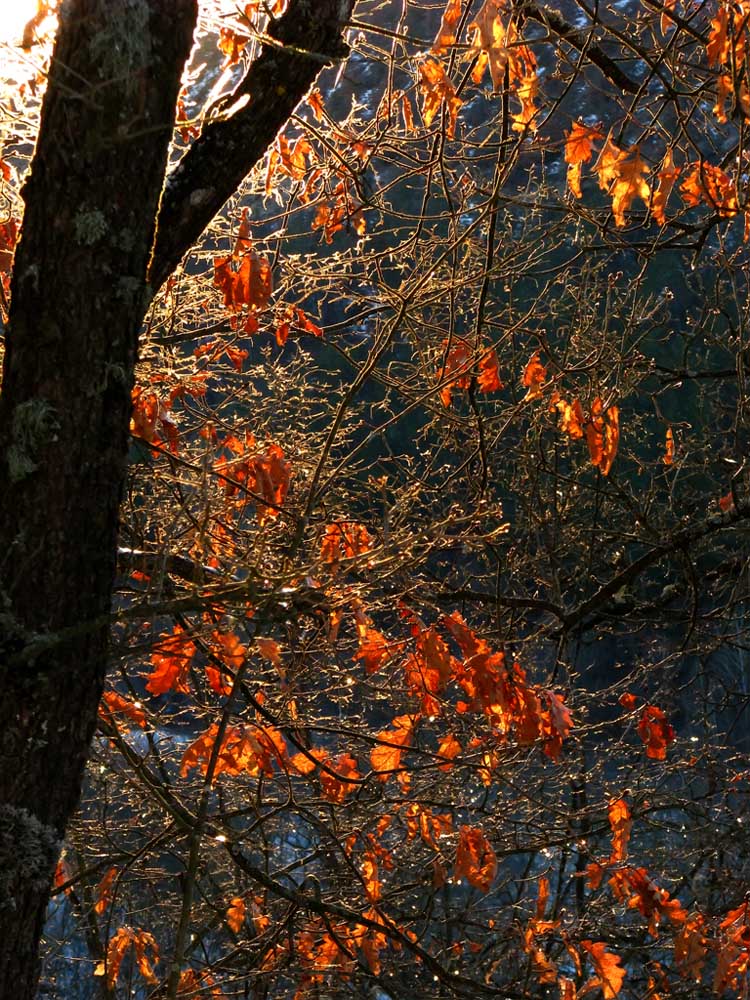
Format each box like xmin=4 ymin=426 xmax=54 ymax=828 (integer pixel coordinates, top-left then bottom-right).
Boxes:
xmin=652 ymin=148 xmax=680 ymax=225
xmin=638 ymin=705 xmax=675 ymax=760
xmin=565 ymin=122 xmax=604 ymax=198
xmin=662 ymin=426 xmax=675 ymax=465
xmin=94 ymin=866 xmax=117 ymax=915
xmin=522 ymin=351 xmax=546 ymax=400
xmin=418 ymin=57 xmax=462 ymax=137
xmin=99 ymin=690 xmax=147 ymax=730
xmin=432 ymin=0 xmax=463 ymax=54
xmin=580 ymin=940 xmax=626 ymax=999
xmin=455 ymin=825 xmax=497 ymax=892
xmin=585 ymin=397 xmax=619 ymax=476
xmin=226 ymin=896 xmax=246 ymax=933
xmin=146 ymin=625 xmax=197 ymax=696
xmin=370 ymin=715 xmax=416 ymax=779
xmin=608 ymin=797 xmax=631 ymax=862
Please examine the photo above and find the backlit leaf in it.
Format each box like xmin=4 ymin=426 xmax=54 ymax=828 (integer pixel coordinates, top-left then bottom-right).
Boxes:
xmin=455 ymin=825 xmax=497 ymax=892
xmin=580 ymin=940 xmax=625 ymax=999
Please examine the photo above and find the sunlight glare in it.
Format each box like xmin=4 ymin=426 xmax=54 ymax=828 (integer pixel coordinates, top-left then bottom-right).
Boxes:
xmin=0 ymin=2 xmax=49 ymax=45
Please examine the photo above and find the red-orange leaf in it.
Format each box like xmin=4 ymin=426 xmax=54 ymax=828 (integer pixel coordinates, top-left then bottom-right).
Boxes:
xmin=585 ymin=397 xmax=619 ymax=476
xmin=662 ymin=427 xmax=675 ymax=466
xmin=608 ymin=798 xmax=631 ymax=862
xmin=319 ymin=752 xmax=361 ymax=803
xmin=433 ymin=0 xmax=463 ymax=54
xmin=146 ymin=626 xmax=196 ymax=696
xmin=321 ymin=521 xmax=374 ymax=573
xmin=638 ymin=705 xmax=675 ymax=760
xmin=455 ymin=826 xmax=497 ymax=892
xmin=652 ymin=148 xmax=680 ymax=225
xmin=99 ymin=691 xmax=147 ymax=730
xmin=522 ymin=351 xmax=546 ymax=400
xmin=370 ymin=715 xmax=415 ymax=779
xmin=419 ymin=57 xmax=462 ymax=137
xmin=565 ymin=122 xmax=604 ymax=198
xmin=580 ymin=940 xmax=626 ymax=999
xmin=94 ymin=867 xmax=117 ymax=915
xmin=97 ymin=927 xmax=159 ymax=989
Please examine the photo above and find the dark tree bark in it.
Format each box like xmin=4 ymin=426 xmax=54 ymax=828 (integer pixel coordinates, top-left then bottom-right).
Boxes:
xmin=0 ymin=0 xmax=354 ymax=996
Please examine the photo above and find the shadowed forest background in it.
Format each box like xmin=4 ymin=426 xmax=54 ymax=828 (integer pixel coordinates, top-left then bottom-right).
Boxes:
xmin=2 ymin=1 xmax=750 ymax=998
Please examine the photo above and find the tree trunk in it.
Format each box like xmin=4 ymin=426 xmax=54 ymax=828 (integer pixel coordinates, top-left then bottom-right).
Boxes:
xmin=0 ymin=2 xmax=197 ymax=995
xmin=0 ymin=0 xmax=355 ymax=993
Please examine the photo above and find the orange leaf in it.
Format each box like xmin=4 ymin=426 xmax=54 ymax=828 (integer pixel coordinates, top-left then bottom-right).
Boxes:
xmin=319 ymin=752 xmax=361 ymax=803
xmin=361 ymin=851 xmax=382 ymax=902
xmin=638 ymin=705 xmax=675 ymax=760
xmin=455 ymin=825 xmax=497 ymax=892
xmin=98 ymin=927 xmax=159 ymax=988
xmin=320 ymin=521 xmax=374 ymax=573
xmin=580 ymin=940 xmax=625 ymax=999
xmin=307 ymin=87 xmax=325 ymax=120
xmin=146 ymin=626 xmax=196 ymax=696
xmin=477 ymin=346 xmax=503 ymax=393
xmin=595 ymin=137 xmax=650 ymax=226
xmin=419 ymin=57 xmax=462 ymax=137
xmin=256 ymin=637 xmax=282 ymax=667
xmin=433 ymin=0 xmax=463 ymax=54
xmin=565 ymin=122 xmax=604 ymax=198
xmin=522 ymin=351 xmax=546 ymax=400
xmin=226 ymin=896 xmax=246 ymax=933
xmin=674 ymin=913 xmax=707 ymax=981
xmin=99 ymin=691 xmax=147 ymax=730
xmin=180 ymin=722 xmax=287 ymax=779
xmin=662 ymin=427 xmax=675 ymax=466
xmin=354 ymin=624 xmax=398 ymax=675
xmin=652 ymin=148 xmax=680 ymax=225
xmin=550 ymin=393 xmax=585 ymax=439
xmin=94 ymin=867 xmax=117 ymax=915
xmin=218 ymin=27 xmax=249 ymax=67
xmin=438 ymin=337 xmax=472 ymax=407
xmin=585 ymin=398 xmax=619 ymax=476
xmin=370 ymin=715 xmax=415 ymax=779
xmin=436 ymin=732 xmax=462 ymax=770
xmin=608 ymin=866 xmax=687 ymax=935
xmin=608 ymin=798 xmax=631 ymax=862
xmin=681 ymin=161 xmax=738 ymax=218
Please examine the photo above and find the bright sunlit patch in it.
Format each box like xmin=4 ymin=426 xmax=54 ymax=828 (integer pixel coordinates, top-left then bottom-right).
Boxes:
xmin=0 ymin=2 xmax=55 ymax=46
xmin=0 ymin=2 xmax=36 ymax=44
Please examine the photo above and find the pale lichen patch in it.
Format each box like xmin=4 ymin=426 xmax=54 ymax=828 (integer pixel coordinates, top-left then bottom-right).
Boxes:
xmin=7 ymin=400 xmax=60 ymax=483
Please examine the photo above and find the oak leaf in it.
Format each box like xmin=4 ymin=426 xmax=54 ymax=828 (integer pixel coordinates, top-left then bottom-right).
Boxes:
xmin=370 ymin=715 xmax=415 ymax=778
xmin=662 ymin=427 xmax=675 ymax=465
xmin=608 ymin=797 xmax=631 ymax=862
xmin=419 ymin=57 xmax=462 ymax=137
xmin=146 ymin=625 xmax=197 ymax=696
xmin=565 ymin=122 xmax=604 ymax=198
xmin=99 ymin=691 xmax=147 ymax=730
xmin=585 ymin=397 xmax=619 ymax=476
xmin=97 ymin=927 xmax=159 ymax=988
xmin=433 ymin=0 xmax=463 ymax=54
xmin=455 ymin=825 xmax=497 ymax=892
xmin=522 ymin=351 xmax=546 ymax=400
xmin=580 ymin=940 xmax=625 ymax=999
xmin=681 ymin=161 xmax=738 ymax=217
xmin=638 ymin=704 xmax=675 ymax=759
xmin=652 ymin=149 xmax=680 ymax=225
xmin=94 ymin=867 xmax=117 ymax=915
xmin=226 ymin=896 xmax=246 ymax=933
